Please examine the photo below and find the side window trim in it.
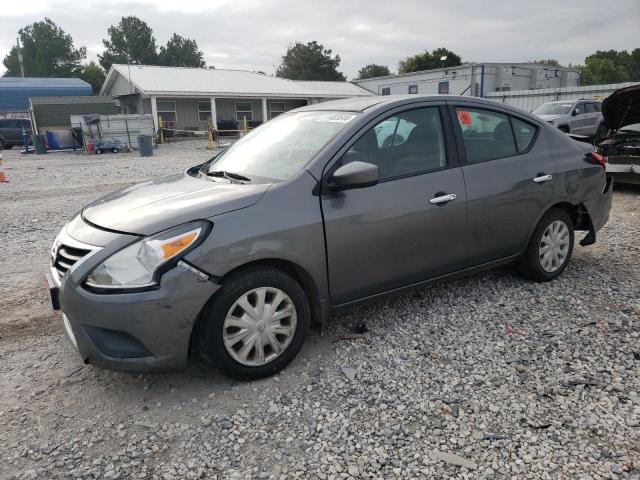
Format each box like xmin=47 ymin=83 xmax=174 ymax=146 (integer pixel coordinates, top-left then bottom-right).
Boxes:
xmin=320 ymin=103 xmax=460 ymax=188
xmin=446 ymin=103 xmax=540 ymax=165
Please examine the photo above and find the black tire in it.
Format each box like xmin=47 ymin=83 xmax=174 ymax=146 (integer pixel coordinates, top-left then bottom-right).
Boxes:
xmin=95 ymin=149 xmax=103 ymax=154
xmin=111 ymin=148 xmax=119 ymax=153
xmin=516 ymin=208 xmax=574 ymax=282
xmin=199 ymin=267 xmax=310 ymax=380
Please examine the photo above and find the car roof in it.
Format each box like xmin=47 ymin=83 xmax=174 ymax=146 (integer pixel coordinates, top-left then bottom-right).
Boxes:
xmin=296 ymin=94 xmax=533 ymax=114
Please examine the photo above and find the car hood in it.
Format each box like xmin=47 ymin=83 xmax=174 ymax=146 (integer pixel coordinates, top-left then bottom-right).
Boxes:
xmin=602 ymin=84 xmax=640 ymax=130
xmin=82 ymin=172 xmax=270 ymax=236
xmin=536 ymin=114 xmax=563 ymax=122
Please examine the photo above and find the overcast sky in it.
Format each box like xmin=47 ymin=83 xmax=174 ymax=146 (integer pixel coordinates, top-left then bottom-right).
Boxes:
xmin=1 ymin=0 xmax=638 ymax=78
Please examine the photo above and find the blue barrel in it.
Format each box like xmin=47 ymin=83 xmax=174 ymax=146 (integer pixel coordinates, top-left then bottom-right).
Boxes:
xmin=137 ymin=135 xmax=153 ymax=157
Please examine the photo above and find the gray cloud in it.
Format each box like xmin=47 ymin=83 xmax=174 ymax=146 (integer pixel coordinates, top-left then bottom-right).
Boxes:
xmin=1 ymin=0 xmax=638 ymax=79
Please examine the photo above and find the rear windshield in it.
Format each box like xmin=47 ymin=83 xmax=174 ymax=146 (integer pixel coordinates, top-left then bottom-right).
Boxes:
xmin=209 ymin=111 xmax=359 ymax=181
xmin=533 ymin=103 xmax=573 ymax=115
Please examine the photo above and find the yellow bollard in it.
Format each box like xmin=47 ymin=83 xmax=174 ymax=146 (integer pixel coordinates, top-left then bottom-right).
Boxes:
xmin=158 ymin=115 xmax=164 ymax=144
xmin=207 ymin=117 xmax=215 ymax=150
xmin=242 ymin=117 xmax=248 ymax=136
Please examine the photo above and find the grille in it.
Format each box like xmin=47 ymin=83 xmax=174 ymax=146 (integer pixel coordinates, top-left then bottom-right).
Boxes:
xmin=53 ymin=244 xmax=92 ymax=279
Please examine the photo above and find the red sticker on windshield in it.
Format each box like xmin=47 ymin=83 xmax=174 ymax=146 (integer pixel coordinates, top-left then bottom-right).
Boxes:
xmin=457 ymin=111 xmax=472 ymax=125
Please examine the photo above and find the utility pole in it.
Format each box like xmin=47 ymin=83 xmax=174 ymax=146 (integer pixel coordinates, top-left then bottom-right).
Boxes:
xmin=16 ymin=37 xmax=25 ymax=77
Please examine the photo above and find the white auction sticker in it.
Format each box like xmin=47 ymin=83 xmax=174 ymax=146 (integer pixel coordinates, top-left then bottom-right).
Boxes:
xmin=315 ymin=113 xmax=358 ymax=123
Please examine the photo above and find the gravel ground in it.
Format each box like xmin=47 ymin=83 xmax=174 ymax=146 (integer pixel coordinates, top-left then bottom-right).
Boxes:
xmin=1 ymin=143 xmax=639 ymax=480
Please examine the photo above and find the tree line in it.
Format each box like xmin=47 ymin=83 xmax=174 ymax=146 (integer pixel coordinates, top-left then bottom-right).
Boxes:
xmin=3 ymin=17 xmax=206 ymax=93
xmin=3 ymin=17 xmax=639 ymax=94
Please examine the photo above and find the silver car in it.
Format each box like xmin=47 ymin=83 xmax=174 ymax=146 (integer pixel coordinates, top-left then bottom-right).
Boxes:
xmin=46 ymin=95 xmax=612 ymax=379
xmin=533 ymin=100 xmax=607 ymax=138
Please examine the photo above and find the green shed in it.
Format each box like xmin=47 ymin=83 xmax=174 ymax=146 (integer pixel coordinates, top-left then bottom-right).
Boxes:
xmin=29 ymin=96 xmax=120 ymax=134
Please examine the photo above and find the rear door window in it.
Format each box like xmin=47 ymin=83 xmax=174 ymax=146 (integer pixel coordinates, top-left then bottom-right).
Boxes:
xmin=455 ymin=108 xmax=517 ymax=163
xmin=510 ymin=117 xmax=537 ymax=152
xmin=585 ymin=103 xmax=596 ymax=114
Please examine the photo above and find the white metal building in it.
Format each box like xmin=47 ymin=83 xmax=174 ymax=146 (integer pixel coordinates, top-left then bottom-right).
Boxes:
xmin=100 ymin=65 xmax=373 ymax=132
xmin=484 ymin=82 xmax=639 ymax=112
xmin=355 ymin=63 xmax=581 ymax=98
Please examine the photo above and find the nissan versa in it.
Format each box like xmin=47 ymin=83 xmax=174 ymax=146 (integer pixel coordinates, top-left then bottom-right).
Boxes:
xmin=46 ymin=96 xmax=612 ymax=380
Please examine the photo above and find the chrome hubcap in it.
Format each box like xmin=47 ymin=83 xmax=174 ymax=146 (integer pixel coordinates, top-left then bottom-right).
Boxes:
xmin=222 ymin=287 xmax=297 ymax=366
xmin=539 ymin=220 xmax=570 ymax=273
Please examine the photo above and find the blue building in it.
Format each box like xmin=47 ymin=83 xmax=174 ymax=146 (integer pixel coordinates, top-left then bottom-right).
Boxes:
xmin=0 ymin=77 xmax=92 ymax=112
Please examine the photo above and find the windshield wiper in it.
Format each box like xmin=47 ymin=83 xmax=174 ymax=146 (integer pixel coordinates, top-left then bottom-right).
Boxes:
xmin=206 ymin=170 xmax=251 ymax=182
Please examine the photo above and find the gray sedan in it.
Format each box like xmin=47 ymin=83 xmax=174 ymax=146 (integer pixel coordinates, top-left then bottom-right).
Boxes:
xmin=46 ymin=95 xmax=612 ymax=379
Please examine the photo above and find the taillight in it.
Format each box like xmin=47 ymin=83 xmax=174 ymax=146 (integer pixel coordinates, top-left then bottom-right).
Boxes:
xmin=590 ymin=151 xmax=607 ymax=168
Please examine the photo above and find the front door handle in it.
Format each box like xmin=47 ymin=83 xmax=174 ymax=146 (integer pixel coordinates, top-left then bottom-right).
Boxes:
xmin=429 ymin=193 xmax=456 ymax=205
xmin=532 ymin=174 xmax=552 ymax=183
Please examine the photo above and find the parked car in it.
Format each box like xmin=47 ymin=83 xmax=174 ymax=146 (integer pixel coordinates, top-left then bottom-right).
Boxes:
xmin=533 ymin=100 xmax=607 ymax=138
xmin=46 ymin=96 xmax=612 ymax=379
xmin=596 ymin=84 xmax=640 ymax=185
xmin=0 ymin=118 xmax=32 ymax=150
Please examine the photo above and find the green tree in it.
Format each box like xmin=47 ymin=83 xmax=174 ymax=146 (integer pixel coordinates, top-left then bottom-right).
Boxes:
xmin=3 ymin=18 xmax=86 ymax=77
xmin=356 ymin=64 xmax=391 ymax=80
xmin=99 ymin=16 xmax=158 ymax=71
xmin=76 ymin=61 xmax=106 ymax=93
xmin=276 ymin=41 xmax=346 ymax=81
xmin=532 ymin=59 xmax=562 ymax=67
xmin=158 ymin=34 xmax=205 ymax=67
xmin=580 ymin=50 xmax=638 ymax=85
xmin=398 ymin=48 xmax=462 ymax=74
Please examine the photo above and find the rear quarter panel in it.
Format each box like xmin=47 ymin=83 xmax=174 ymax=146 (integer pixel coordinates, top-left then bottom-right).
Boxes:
xmin=545 ymin=126 xmax=610 ymax=230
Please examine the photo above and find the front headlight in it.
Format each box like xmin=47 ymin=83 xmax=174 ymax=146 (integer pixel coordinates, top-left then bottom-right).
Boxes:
xmin=85 ymin=220 xmax=210 ymax=291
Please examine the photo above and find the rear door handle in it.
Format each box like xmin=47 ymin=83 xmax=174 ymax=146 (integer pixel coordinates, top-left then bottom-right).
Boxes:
xmin=533 ymin=174 xmax=552 ymax=183
xmin=429 ymin=193 xmax=456 ymax=205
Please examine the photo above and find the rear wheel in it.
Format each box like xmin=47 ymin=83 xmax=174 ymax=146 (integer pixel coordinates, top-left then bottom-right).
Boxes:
xmin=516 ymin=208 xmax=574 ymax=282
xmin=199 ymin=267 xmax=310 ymax=380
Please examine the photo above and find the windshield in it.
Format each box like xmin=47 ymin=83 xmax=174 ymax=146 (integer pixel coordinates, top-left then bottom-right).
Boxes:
xmin=208 ymin=111 xmax=360 ymax=181
xmin=533 ymin=103 xmax=573 ymax=115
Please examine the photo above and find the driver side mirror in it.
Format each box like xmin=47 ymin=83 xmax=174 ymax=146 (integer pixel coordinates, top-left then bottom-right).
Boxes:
xmin=571 ymin=109 xmax=579 ymax=116
xmin=328 ymin=161 xmax=380 ymax=190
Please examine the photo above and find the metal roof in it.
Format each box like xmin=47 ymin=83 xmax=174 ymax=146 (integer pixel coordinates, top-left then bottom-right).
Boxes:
xmin=103 ymin=65 xmax=373 ymax=98
xmin=0 ymin=77 xmax=92 ymax=111
xmin=30 ymin=95 xmax=117 ymax=105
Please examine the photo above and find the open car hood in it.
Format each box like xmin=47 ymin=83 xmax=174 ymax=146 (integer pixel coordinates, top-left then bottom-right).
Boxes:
xmin=602 ymin=84 xmax=640 ymax=131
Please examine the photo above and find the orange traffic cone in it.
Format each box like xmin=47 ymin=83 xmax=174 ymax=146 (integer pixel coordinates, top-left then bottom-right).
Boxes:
xmin=0 ymin=152 xmax=6 ymax=183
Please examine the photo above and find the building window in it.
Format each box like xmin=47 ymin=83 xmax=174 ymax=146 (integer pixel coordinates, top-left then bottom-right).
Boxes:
xmin=381 ymin=87 xmax=390 ymax=96
xmin=156 ymin=101 xmax=176 ymax=122
xmin=438 ymin=81 xmax=449 ymax=94
xmin=269 ymin=102 xmax=285 ymax=119
xmin=198 ymin=101 xmax=212 ymax=122
xmin=236 ymin=102 xmax=253 ymax=122
xmin=408 ymin=85 xmax=418 ymax=94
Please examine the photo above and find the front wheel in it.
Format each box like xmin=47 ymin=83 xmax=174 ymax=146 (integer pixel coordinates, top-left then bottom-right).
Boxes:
xmin=199 ymin=267 xmax=310 ymax=380
xmin=516 ymin=208 xmax=574 ymax=282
